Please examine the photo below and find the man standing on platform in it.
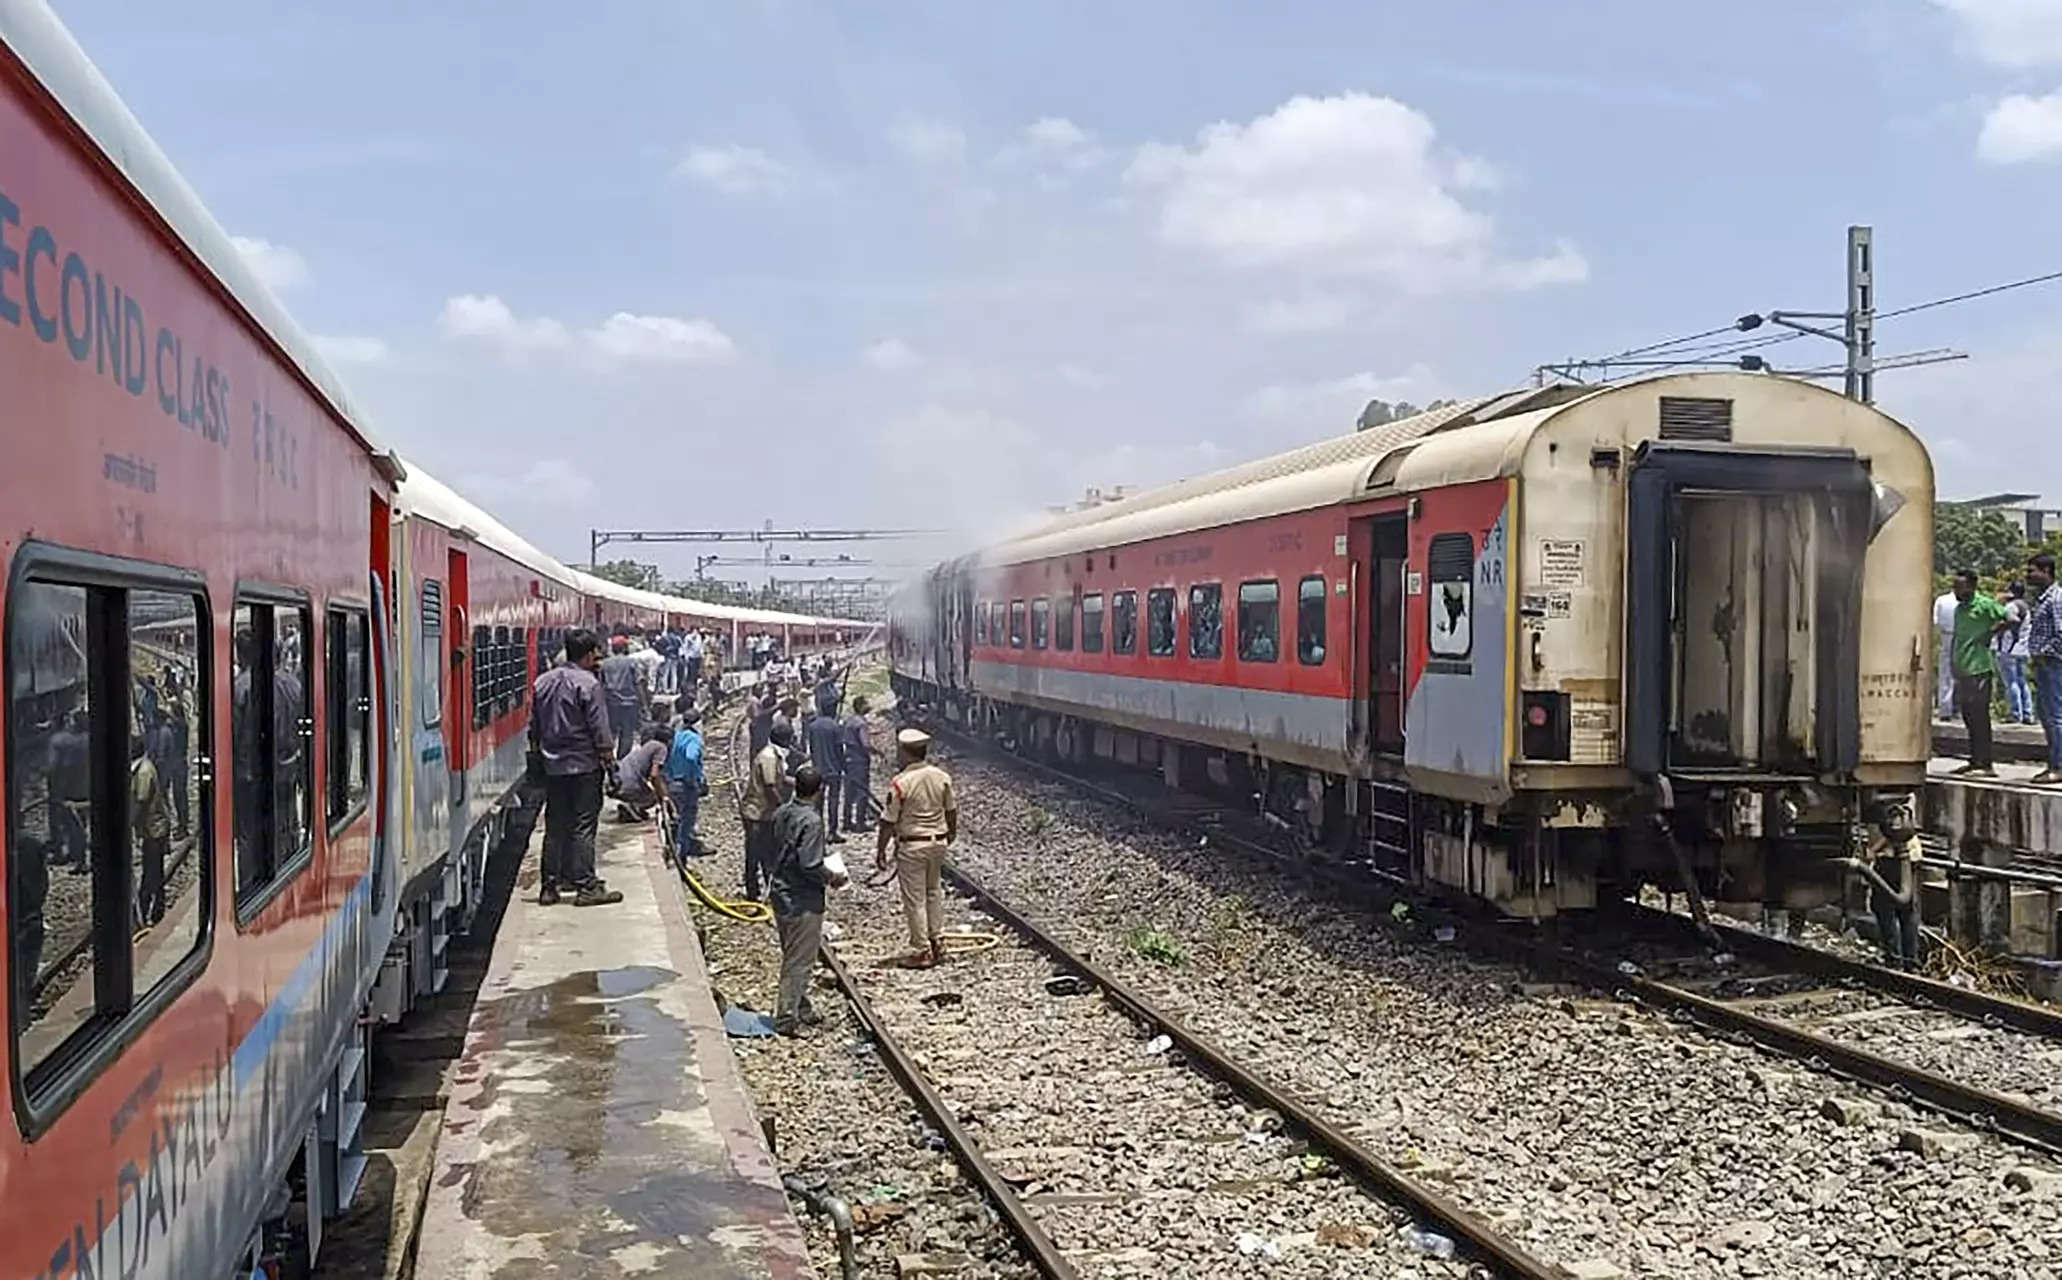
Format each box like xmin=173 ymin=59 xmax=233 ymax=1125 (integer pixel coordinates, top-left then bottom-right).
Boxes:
xmin=599 ymin=636 xmax=648 ymax=759
xmin=530 ymin=629 xmax=624 ymax=907
xmin=770 ymin=764 xmax=844 ymax=1036
xmin=1948 ymin=569 xmax=2008 ymax=778
xmin=876 ymin=728 xmax=957 ymax=968
xmin=740 ymin=720 xmax=795 ymax=900
xmin=2028 ymin=552 xmax=2062 ymax=785
xmin=653 ymin=625 xmax=682 ymax=696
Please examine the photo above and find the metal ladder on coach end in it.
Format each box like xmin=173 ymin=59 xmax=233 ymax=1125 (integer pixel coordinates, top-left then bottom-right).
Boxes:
xmin=1364 ymin=778 xmax=1414 ymax=874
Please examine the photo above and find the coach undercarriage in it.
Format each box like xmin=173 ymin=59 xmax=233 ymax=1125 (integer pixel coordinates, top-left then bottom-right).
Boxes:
xmin=897 ymin=676 xmax=1903 ymax=930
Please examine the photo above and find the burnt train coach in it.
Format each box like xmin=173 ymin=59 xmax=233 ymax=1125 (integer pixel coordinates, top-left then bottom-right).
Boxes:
xmin=891 ymin=373 xmax=1934 ymax=921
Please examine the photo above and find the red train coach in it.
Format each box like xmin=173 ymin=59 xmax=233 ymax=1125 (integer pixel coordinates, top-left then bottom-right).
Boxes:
xmin=0 ymin=4 xmax=406 ymax=1276
xmin=894 ymin=375 xmax=1934 ymax=924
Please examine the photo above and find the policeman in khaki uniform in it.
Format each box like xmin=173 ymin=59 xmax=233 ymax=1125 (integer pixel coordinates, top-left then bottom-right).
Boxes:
xmin=875 ymin=728 xmax=957 ymax=968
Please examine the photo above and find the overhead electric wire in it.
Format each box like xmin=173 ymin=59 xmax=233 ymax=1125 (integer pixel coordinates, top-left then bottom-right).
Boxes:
xmin=1599 ymin=322 xmax=1742 ymax=361
xmin=1875 ymin=267 xmax=2062 ymax=321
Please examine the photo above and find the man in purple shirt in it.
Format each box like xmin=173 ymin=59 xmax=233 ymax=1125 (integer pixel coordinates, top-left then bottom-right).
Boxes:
xmin=529 ymin=628 xmax=624 ymax=906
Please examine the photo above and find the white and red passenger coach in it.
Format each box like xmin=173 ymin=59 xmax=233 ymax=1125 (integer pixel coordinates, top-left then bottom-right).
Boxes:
xmin=893 ymin=376 xmax=1935 ymax=923
xmin=0 ymin=6 xmax=867 ymax=1277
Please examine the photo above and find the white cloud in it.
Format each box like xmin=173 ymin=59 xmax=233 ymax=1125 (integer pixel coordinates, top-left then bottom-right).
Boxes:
xmin=438 ymin=294 xmax=571 ymax=351
xmin=1246 ymin=295 xmax=1358 ymax=334
xmin=1125 ymin=92 xmax=1585 ymax=291
xmin=889 ymin=117 xmax=967 ymax=168
xmin=589 ymin=312 xmax=738 ymax=364
xmin=676 ymin=143 xmax=792 ymax=195
xmin=1244 ymin=367 xmax=1443 ymax=424
xmin=1020 ymin=116 xmax=1102 ymax=169
xmin=1056 ymin=362 xmax=1107 ymax=389
xmin=862 ymin=337 xmax=923 ymax=371
xmin=438 ymin=295 xmax=736 ymax=365
xmin=456 ymin=457 xmax=598 ymax=509
xmin=230 ymin=235 xmax=310 ymax=292
xmin=1935 ymin=0 xmax=2062 ymax=69
xmin=1979 ymin=89 xmax=2062 ymax=161
xmin=314 ymin=334 xmax=391 ymax=364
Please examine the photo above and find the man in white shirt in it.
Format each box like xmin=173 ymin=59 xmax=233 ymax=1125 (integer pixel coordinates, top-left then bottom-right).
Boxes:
xmin=1933 ymin=587 xmax=1958 ymax=720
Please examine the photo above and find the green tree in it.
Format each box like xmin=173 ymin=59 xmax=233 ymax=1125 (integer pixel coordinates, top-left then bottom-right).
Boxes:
xmin=592 ymin=559 xmax=661 ymax=590
xmin=1932 ymin=504 xmax=2027 ymax=581
xmin=1357 ymin=398 xmax=1456 ymax=431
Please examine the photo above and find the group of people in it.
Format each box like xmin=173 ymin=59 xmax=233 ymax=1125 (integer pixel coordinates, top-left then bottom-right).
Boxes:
xmin=1934 ymin=551 xmax=2062 ymax=783
xmin=526 ymin=631 xmax=959 ymax=1038
xmin=743 ymin=711 xmax=957 ymax=1035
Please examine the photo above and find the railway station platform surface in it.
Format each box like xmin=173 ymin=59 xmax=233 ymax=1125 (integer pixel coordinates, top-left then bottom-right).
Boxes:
xmin=414 ymin=816 xmax=817 ymax=1279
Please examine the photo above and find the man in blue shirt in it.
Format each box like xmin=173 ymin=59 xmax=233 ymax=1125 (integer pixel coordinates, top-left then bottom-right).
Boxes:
xmin=807 ymin=702 xmax=849 ymax=842
xmin=666 ymin=707 xmax=707 ymax=858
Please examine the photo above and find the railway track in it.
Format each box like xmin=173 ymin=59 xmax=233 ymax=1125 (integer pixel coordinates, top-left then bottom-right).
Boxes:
xmin=938 ymin=726 xmax=2062 ymax=1155
xmin=914 ymin=720 xmax=2062 ymax=1275
xmin=712 ymin=684 xmax=1555 ymax=1277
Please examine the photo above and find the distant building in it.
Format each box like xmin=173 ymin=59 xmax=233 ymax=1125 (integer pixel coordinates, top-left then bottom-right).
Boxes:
xmin=1946 ymin=493 xmax=2061 ymax=543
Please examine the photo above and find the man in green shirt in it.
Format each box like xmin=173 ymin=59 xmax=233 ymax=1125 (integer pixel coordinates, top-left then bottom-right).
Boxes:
xmin=1950 ymin=569 xmax=2009 ymax=777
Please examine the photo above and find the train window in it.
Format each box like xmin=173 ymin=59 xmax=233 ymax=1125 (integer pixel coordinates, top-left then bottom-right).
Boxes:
xmin=1237 ymin=581 xmax=1279 ymax=662
xmin=1055 ymin=596 xmax=1074 ymax=651
xmin=1297 ymin=576 xmax=1328 ymax=665
xmin=472 ymin=624 xmax=492 ymax=730
xmin=1427 ymin=533 xmax=1475 ymax=660
xmin=7 ymin=569 xmax=213 ymax=1102
xmin=494 ymin=625 xmax=514 ymax=719
xmin=1111 ymin=591 xmax=1137 ymax=655
xmin=1188 ymin=584 xmax=1223 ymax=659
xmin=1147 ymin=588 xmax=1176 ymax=657
xmin=1031 ymin=598 xmax=1050 ymax=650
xmin=1080 ymin=594 xmax=1104 ymax=653
xmin=1009 ymin=600 xmax=1026 ymax=648
xmin=975 ymin=602 xmax=989 ymax=646
xmin=326 ymin=607 xmax=371 ymax=828
xmin=418 ymin=580 xmax=443 ymax=728
xmin=233 ymin=598 xmax=314 ymax=913
xmin=513 ymin=627 xmax=529 ymax=709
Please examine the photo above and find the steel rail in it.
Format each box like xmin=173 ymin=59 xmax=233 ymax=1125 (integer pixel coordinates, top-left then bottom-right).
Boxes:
xmin=816 ymin=944 xmax=1080 ymax=1279
xmin=1618 ymin=901 xmax=2062 ymax=1041
xmin=941 ymin=863 xmax=1561 ymax=1280
xmin=927 ymin=726 xmax=2062 ymax=1160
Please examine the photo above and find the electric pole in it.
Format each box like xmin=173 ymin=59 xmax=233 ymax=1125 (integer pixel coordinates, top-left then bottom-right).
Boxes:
xmin=1844 ymin=225 xmax=1874 ymax=404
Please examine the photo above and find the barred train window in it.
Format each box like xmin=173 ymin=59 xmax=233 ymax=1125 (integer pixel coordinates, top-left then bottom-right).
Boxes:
xmin=1009 ymin=600 xmax=1026 ymax=648
xmin=326 ymin=606 xmax=371 ymax=827
xmin=1146 ymin=588 xmax=1176 ymax=657
xmin=1237 ymin=580 xmax=1279 ymax=663
xmin=1055 ymin=595 xmax=1074 ymax=652
xmin=1031 ymin=598 xmax=1050 ymax=650
xmin=1297 ymin=576 xmax=1328 ymax=666
xmin=1081 ymin=594 xmax=1104 ymax=653
xmin=1188 ymin=583 xmax=1223 ymax=660
xmin=234 ymin=599 xmax=313 ymax=907
xmin=7 ymin=572 xmax=212 ymax=1097
xmin=1111 ymin=590 xmax=1138 ymax=655
xmin=472 ymin=624 xmax=492 ymax=730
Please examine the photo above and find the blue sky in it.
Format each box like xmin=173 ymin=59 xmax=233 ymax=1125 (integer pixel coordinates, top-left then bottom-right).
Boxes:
xmin=52 ymin=0 xmax=2062 ymax=579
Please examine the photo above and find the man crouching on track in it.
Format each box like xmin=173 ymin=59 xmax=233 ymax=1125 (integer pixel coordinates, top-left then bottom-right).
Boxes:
xmin=529 ymin=628 xmax=625 ymax=907
xmin=876 ymin=728 xmax=957 ymax=968
xmin=771 ymin=764 xmax=847 ymax=1035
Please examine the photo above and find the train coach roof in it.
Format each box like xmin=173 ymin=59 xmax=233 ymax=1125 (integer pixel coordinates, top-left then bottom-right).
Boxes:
xmin=2 ymin=3 xmax=404 ymax=481
xmin=985 ymin=384 xmax=1597 ymax=565
xmin=567 ymin=571 xmax=871 ymax=632
xmin=398 ymin=463 xmax=585 ymax=589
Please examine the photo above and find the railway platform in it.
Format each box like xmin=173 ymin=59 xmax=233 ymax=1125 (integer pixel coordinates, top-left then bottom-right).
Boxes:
xmin=1921 ymin=745 xmax=2062 ymax=994
xmin=414 ymin=813 xmax=816 ymax=1278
